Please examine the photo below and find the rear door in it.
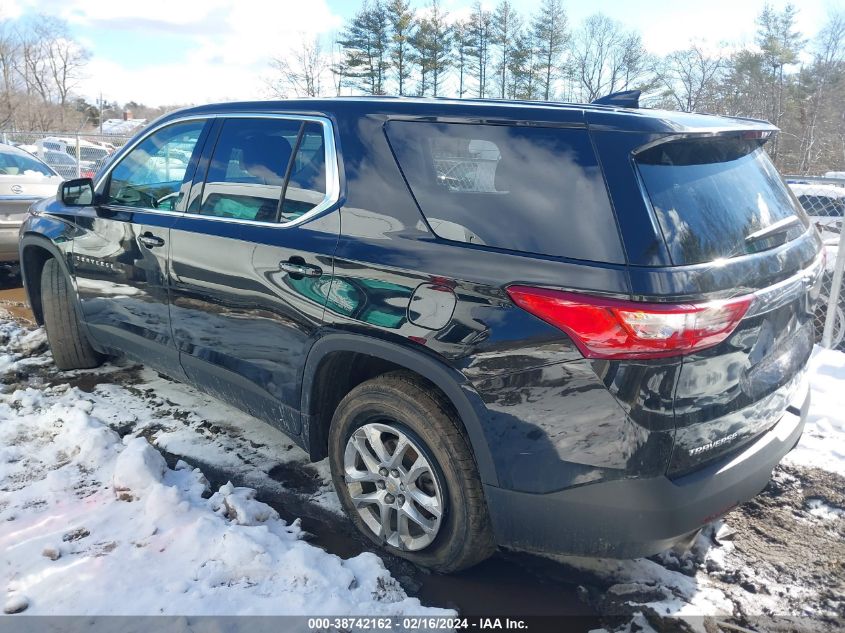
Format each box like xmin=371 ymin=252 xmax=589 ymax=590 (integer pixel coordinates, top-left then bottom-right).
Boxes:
xmin=73 ymin=118 xmax=210 ymax=376
xmin=168 ymin=114 xmax=340 ymax=436
xmin=630 ymin=134 xmax=823 ymax=474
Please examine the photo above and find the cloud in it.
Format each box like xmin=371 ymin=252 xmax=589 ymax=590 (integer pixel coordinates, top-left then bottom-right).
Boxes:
xmin=0 ymin=0 xmax=26 ymax=19
xmin=68 ymin=0 xmax=344 ymax=105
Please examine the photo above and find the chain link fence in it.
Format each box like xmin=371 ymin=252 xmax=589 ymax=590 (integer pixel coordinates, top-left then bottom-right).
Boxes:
xmin=0 ymin=130 xmax=135 ymax=180
xmin=786 ymin=175 xmax=845 ymax=351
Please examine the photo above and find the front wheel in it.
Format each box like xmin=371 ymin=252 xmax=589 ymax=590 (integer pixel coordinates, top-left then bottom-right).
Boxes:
xmin=40 ymin=258 xmax=104 ymax=370
xmin=328 ymin=371 xmax=495 ymax=573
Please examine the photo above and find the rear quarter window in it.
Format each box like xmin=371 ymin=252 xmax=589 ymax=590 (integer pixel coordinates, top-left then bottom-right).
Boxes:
xmin=385 ymin=121 xmax=624 ymax=263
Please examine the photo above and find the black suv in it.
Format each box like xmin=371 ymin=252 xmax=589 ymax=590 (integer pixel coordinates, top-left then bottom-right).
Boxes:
xmin=20 ymin=97 xmax=822 ymax=572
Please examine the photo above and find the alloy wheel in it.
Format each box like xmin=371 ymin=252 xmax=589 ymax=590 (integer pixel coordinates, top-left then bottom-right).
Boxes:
xmin=343 ymin=422 xmax=444 ymax=551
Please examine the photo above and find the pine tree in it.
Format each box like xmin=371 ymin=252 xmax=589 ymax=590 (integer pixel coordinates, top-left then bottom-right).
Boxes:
xmin=410 ymin=0 xmax=453 ymax=97
xmin=467 ymin=1 xmax=493 ymax=97
xmin=338 ymin=0 xmax=391 ymax=95
xmin=492 ymin=1 xmax=521 ymax=99
xmin=388 ymin=0 xmax=415 ymax=96
xmin=532 ymin=0 xmax=568 ymax=100
xmin=453 ymin=19 xmax=472 ymax=97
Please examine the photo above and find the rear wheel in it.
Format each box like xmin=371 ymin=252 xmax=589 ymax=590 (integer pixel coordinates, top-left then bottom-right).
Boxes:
xmin=40 ymin=258 xmax=103 ymax=370
xmin=328 ymin=371 xmax=495 ymax=573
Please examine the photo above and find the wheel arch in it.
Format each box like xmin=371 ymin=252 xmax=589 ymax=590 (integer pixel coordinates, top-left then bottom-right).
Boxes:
xmin=301 ymin=333 xmax=499 ymax=486
xmin=19 ymin=234 xmax=73 ymax=326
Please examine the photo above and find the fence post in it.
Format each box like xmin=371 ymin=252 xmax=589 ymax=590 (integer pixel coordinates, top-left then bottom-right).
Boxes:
xmin=822 ymin=224 xmax=845 ymax=348
xmin=76 ymin=132 xmax=81 ymax=178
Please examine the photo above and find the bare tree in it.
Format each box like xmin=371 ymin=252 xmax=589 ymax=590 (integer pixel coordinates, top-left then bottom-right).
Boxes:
xmin=569 ymin=13 xmax=649 ymax=102
xmin=36 ymin=16 xmax=89 ymax=123
xmin=653 ymin=43 xmax=725 ymax=112
xmin=796 ymin=11 xmax=845 ymax=172
xmin=0 ymin=20 xmax=19 ymax=127
xmin=268 ymin=35 xmax=328 ymax=98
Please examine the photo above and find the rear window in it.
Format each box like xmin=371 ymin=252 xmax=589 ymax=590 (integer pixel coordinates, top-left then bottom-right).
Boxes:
xmin=636 ymin=138 xmax=807 ymax=265
xmin=0 ymin=149 xmax=55 ymax=177
xmin=385 ymin=121 xmax=624 ymax=263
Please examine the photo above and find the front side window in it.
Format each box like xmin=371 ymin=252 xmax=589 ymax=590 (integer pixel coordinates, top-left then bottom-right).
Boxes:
xmin=199 ymin=118 xmax=328 ymax=223
xmin=106 ymin=120 xmax=205 ymax=210
xmin=385 ymin=121 xmax=624 ymax=263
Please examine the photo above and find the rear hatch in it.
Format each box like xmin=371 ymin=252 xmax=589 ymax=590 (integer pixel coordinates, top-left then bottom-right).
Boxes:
xmin=632 ymin=134 xmax=822 ymax=474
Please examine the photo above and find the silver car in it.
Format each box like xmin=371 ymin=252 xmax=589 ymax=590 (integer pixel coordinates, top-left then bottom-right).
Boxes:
xmin=0 ymin=144 xmax=64 ymax=263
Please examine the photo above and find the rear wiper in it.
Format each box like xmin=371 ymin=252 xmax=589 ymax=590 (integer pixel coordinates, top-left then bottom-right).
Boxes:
xmin=744 ymin=216 xmax=801 ymax=247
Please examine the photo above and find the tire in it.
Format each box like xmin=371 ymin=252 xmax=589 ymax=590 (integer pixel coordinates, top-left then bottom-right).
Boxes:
xmin=40 ymin=258 xmax=104 ymax=370
xmin=328 ymin=371 xmax=495 ymax=572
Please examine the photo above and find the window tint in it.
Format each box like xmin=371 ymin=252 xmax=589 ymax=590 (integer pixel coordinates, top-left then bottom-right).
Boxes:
xmin=0 ymin=149 xmax=55 ymax=177
xmin=199 ymin=118 xmax=327 ymax=223
xmin=637 ymin=138 xmax=807 ymax=265
xmin=107 ymin=120 xmax=204 ymax=210
xmin=385 ymin=121 xmax=623 ymax=263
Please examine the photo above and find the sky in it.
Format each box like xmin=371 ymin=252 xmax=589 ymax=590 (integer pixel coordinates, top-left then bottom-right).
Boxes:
xmin=0 ymin=0 xmax=841 ymax=107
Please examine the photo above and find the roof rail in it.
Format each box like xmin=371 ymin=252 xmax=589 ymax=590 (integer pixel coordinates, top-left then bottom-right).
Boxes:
xmin=591 ymin=90 xmax=640 ymax=109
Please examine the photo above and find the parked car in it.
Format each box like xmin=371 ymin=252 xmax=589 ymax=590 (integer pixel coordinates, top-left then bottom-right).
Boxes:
xmin=788 ymin=182 xmax=843 ymax=245
xmin=41 ymin=150 xmax=93 ymax=180
xmin=788 ymin=182 xmax=844 ymax=348
xmin=20 ymin=97 xmax=822 ymax=572
xmin=38 ymin=136 xmax=111 ymax=173
xmin=0 ymin=143 xmax=63 ymax=263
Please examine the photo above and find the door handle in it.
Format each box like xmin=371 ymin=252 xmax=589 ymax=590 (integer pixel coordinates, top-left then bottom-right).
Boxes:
xmin=139 ymin=233 xmax=165 ymax=248
xmin=279 ymin=259 xmax=322 ymax=278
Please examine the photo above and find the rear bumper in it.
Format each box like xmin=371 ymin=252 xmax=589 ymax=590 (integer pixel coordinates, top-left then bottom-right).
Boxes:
xmin=484 ymin=379 xmax=810 ymax=558
xmin=0 ymin=226 xmax=21 ymax=262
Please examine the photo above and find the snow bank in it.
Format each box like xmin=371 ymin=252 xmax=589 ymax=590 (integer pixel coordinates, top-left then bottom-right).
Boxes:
xmin=786 ymin=347 xmax=845 ymax=476
xmin=0 ymin=387 xmax=448 ymax=616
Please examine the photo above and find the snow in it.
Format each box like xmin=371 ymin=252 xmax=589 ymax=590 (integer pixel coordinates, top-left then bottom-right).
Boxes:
xmin=1 ymin=309 xmax=844 ymax=625
xmin=784 ymin=347 xmax=845 ymax=476
xmin=0 ymin=324 xmax=449 ymax=616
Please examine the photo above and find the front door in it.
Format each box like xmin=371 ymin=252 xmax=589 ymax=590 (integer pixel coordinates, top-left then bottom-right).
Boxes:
xmin=168 ymin=115 xmax=340 ymax=435
xmin=72 ymin=119 xmax=210 ymax=376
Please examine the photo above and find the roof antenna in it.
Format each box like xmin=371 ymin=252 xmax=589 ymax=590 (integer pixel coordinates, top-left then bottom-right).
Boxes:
xmin=591 ymin=90 xmax=640 ymax=108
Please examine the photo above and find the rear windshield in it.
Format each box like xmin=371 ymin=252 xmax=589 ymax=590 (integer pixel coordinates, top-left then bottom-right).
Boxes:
xmin=636 ymin=138 xmax=807 ymax=265
xmin=386 ymin=121 xmax=624 ymax=263
xmin=0 ymin=149 xmax=55 ymax=177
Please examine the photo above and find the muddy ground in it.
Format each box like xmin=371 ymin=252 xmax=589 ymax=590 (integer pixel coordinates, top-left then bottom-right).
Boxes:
xmin=1 ymin=275 xmax=842 ymax=633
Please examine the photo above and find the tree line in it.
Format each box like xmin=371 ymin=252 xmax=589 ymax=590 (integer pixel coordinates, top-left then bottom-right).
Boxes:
xmin=269 ymin=0 xmax=845 ymax=175
xmin=0 ymin=15 xmax=91 ymax=131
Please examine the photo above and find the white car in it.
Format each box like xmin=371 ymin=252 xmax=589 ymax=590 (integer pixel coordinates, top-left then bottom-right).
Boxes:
xmin=788 ymin=182 xmax=843 ymax=248
xmin=0 ymin=143 xmax=64 ymax=262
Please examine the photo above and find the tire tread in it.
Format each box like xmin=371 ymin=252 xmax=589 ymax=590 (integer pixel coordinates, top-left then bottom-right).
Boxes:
xmin=41 ymin=258 xmax=102 ymax=370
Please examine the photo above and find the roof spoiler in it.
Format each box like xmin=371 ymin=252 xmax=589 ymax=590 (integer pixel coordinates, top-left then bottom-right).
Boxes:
xmin=591 ymin=90 xmax=640 ymax=109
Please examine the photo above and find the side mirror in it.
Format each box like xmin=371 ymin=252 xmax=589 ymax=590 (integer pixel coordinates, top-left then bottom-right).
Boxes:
xmin=58 ymin=178 xmax=94 ymax=206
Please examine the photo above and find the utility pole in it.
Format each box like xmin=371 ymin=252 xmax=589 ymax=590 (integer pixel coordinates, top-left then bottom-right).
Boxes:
xmin=99 ymin=92 xmax=103 ymax=135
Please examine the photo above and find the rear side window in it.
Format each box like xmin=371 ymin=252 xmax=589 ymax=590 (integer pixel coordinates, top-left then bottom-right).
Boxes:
xmin=386 ymin=121 xmax=624 ymax=263
xmin=636 ymin=138 xmax=807 ymax=265
xmin=199 ymin=118 xmax=327 ymax=223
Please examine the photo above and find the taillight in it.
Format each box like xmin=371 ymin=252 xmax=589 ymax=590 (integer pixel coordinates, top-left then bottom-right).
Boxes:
xmin=506 ymin=286 xmax=753 ymax=360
